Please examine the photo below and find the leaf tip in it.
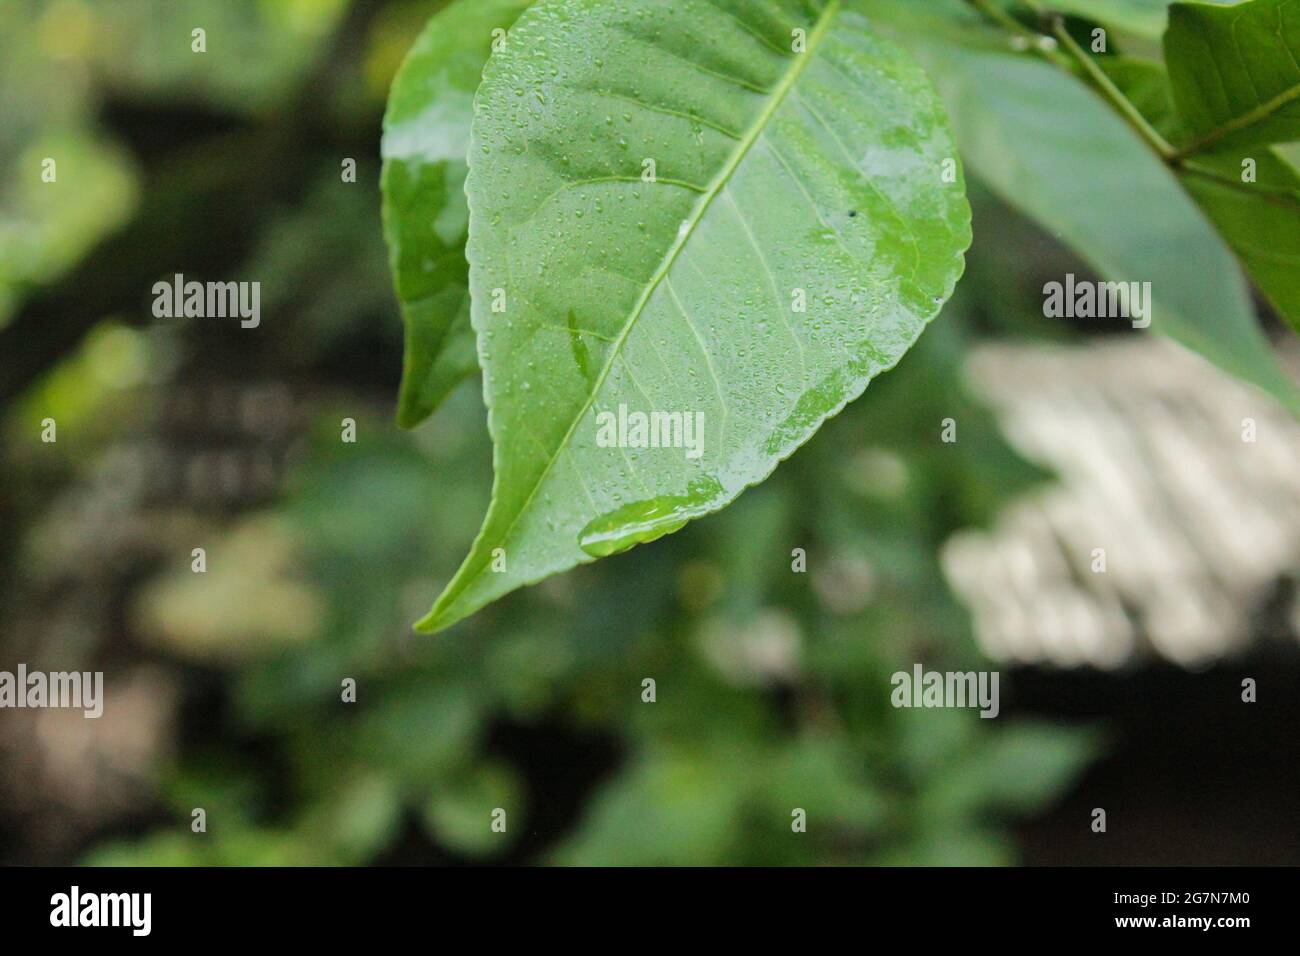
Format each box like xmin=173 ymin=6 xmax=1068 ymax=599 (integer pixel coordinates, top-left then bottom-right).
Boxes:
xmin=412 ymin=607 xmax=447 ymax=635
xmin=414 ymin=579 xmax=474 ymax=634
xmin=394 ymin=403 xmax=423 ymax=431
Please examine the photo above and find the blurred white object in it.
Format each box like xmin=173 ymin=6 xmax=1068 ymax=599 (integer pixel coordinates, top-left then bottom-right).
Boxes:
xmin=943 ymin=338 xmax=1300 ymax=669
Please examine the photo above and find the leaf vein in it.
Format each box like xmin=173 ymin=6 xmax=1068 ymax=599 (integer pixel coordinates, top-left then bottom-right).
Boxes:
xmin=723 ymin=184 xmax=808 ymax=386
xmin=442 ymin=0 xmax=844 ymax=607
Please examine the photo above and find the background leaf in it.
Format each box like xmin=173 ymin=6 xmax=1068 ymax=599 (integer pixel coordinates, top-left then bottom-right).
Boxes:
xmin=381 ymin=0 xmax=533 ymax=428
xmin=1181 ymin=149 xmax=1300 ymax=331
xmin=1165 ymin=0 xmax=1300 ymax=153
xmin=419 ymin=0 xmax=971 ymax=632
xmin=872 ymin=0 xmax=1300 ymax=412
xmin=1104 ymin=55 xmax=1300 ymax=333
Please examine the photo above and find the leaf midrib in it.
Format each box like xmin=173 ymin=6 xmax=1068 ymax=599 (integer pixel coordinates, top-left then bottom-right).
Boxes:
xmin=436 ymin=0 xmax=844 ymax=619
xmin=1177 ymin=79 xmax=1300 ymax=157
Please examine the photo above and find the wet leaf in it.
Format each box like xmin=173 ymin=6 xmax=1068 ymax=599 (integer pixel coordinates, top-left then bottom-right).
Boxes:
xmin=381 ymin=0 xmax=533 ymax=428
xmin=417 ymin=0 xmax=970 ymax=631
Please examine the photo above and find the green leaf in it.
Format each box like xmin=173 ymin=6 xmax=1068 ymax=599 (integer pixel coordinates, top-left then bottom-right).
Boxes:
xmin=1165 ymin=0 xmax=1300 ymax=154
xmin=416 ymin=0 xmax=970 ymax=632
xmin=381 ymin=0 xmax=534 ymax=428
xmin=873 ymin=2 xmax=1299 ymax=412
xmin=1095 ymin=55 xmax=1186 ymax=137
xmin=922 ymin=722 xmax=1099 ymax=818
xmin=1104 ymin=55 xmax=1300 ymax=333
xmin=1181 ymin=150 xmax=1300 ymax=331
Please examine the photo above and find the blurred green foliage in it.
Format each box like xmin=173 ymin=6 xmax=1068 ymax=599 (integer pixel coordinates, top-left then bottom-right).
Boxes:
xmin=2 ymin=0 xmax=1101 ymax=866
xmin=80 ymin=315 xmax=1095 ymax=865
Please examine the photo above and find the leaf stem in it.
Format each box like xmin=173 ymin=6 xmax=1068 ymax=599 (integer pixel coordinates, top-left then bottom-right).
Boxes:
xmin=966 ymin=2 xmax=1180 ymax=163
xmin=1048 ymin=17 xmax=1177 ymax=161
xmin=965 ymin=0 xmax=1072 ymax=68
